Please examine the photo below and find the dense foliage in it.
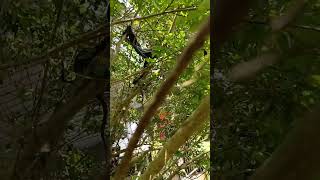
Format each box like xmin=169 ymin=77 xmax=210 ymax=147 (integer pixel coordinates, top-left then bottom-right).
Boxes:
xmin=213 ymin=0 xmax=320 ymax=179
xmin=111 ymin=0 xmax=210 ymax=178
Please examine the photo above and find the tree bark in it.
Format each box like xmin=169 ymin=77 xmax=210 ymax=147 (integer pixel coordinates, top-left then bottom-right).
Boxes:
xmin=250 ymin=105 xmax=320 ymax=180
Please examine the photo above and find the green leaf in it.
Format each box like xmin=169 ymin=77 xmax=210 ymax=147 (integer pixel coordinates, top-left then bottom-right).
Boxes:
xmin=310 ymin=75 xmax=320 ymax=87
xmin=79 ymin=2 xmax=89 ymax=14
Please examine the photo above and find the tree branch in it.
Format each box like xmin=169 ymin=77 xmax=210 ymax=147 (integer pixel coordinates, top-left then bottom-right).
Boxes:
xmin=9 ymin=80 xmax=105 ymax=179
xmin=165 ymin=151 xmax=208 ymax=180
xmin=140 ymin=96 xmax=209 ymax=179
xmin=0 ymin=28 xmax=107 ymax=70
xmin=245 ymin=20 xmax=320 ymax=33
xmin=270 ymin=0 xmax=308 ymax=32
xmin=250 ymin=104 xmax=320 ymax=180
xmin=111 ymin=6 xmax=197 ymax=26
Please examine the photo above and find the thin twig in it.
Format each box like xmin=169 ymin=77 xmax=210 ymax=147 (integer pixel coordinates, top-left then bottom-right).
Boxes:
xmin=166 ymin=152 xmax=208 ymax=180
xmin=111 ymin=6 xmax=197 ymax=26
xmin=0 ymin=30 xmax=107 ymax=70
xmin=162 ymin=0 xmax=175 ymax=12
xmin=245 ymin=20 xmax=320 ymax=32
